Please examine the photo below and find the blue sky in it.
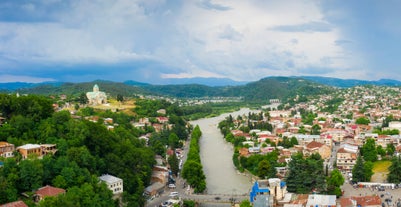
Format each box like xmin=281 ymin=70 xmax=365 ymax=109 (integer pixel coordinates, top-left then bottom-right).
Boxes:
xmin=0 ymin=0 xmax=401 ymax=84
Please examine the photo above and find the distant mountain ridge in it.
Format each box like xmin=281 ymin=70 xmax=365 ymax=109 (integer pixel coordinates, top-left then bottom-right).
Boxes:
xmin=299 ymin=76 xmax=401 ymax=87
xmin=1 ymin=76 xmax=401 ymax=103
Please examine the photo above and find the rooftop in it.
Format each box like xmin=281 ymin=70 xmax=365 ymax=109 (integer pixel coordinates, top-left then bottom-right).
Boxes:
xmin=99 ymin=174 xmax=122 ymax=184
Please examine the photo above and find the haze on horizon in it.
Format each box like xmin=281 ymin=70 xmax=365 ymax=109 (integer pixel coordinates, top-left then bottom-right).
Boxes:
xmin=0 ymin=0 xmax=400 ymax=84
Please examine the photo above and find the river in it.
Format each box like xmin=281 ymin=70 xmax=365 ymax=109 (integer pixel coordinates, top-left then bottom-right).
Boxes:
xmin=189 ymin=108 xmax=261 ymax=196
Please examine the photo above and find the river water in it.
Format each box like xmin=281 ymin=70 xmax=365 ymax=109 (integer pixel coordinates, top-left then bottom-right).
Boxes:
xmin=189 ymin=108 xmax=261 ymax=196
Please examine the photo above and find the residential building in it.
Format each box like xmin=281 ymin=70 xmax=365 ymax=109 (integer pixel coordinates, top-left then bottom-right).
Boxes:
xmin=340 ymin=195 xmax=381 ymax=207
xmin=0 ymin=142 xmax=14 ymax=158
xmin=17 ymin=144 xmax=42 ymax=159
xmin=303 ymin=141 xmax=331 ymax=160
xmin=305 ymin=194 xmax=336 ymax=207
xmin=0 ymin=201 xmax=28 ymax=207
xmin=99 ymin=174 xmax=123 ymax=195
xmin=33 ymin=185 xmax=65 ymax=202
xmin=337 ymin=146 xmax=358 ymax=173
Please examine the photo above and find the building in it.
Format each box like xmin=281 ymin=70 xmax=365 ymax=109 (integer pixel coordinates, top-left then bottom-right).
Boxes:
xmin=250 ymin=179 xmax=287 ymax=207
xmin=340 ymin=195 xmax=381 ymax=207
xmin=99 ymin=174 xmax=123 ymax=195
xmin=16 ymin=144 xmax=42 ymax=159
xmin=337 ymin=146 xmax=358 ymax=173
xmin=0 ymin=201 xmax=28 ymax=207
xmin=86 ymin=84 xmax=107 ymax=105
xmin=34 ymin=185 xmax=66 ymax=202
xmin=0 ymin=142 xmax=15 ymax=158
xmin=305 ymin=194 xmax=336 ymax=207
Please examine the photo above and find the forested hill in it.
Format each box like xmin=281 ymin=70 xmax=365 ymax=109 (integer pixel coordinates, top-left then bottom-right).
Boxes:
xmin=16 ymin=80 xmax=147 ymax=98
xmin=10 ymin=77 xmax=333 ymax=102
xmin=143 ymin=77 xmax=334 ymax=102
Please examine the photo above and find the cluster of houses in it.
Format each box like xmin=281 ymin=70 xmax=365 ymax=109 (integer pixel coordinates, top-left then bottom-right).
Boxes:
xmin=235 ymin=86 xmax=401 ymax=177
xmin=0 ymin=141 xmax=124 ymax=206
xmin=250 ymin=178 xmax=384 ymax=207
xmin=0 ymin=142 xmax=57 ymax=159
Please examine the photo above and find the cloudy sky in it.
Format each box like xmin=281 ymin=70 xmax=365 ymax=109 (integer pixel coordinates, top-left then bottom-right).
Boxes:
xmin=0 ymin=0 xmax=400 ymax=84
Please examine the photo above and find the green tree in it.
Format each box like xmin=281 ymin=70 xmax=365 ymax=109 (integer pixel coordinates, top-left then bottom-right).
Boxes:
xmin=168 ymin=153 xmax=180 ymax=176
xmin=257 ymin=160 xmax=271 ymax=179
xmin=361 ymin=138 xmax=378 ymax=162
xmin=326 ymin=169 xmax=344 ymax=197
xmin=387 ymin=144 xmax=396 ymax=156
xmin=355 ymin=117 xmax=370 ymax=125
xmin=116 ymin=94 xmax=124 ymax=102
xmin=388 ymin=157 xmax=401 ymax=183
xmin=352 ymin=156 xmax=368 ymax=182
xmin=240 ymin=200 xmax=252 ymax=207
xmin=18 ymin=159 xmax=43 ymax=192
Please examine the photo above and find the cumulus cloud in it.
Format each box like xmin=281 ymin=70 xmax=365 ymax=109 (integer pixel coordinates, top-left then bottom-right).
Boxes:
xmin=0 ymin=0 xmax=370 ymax=83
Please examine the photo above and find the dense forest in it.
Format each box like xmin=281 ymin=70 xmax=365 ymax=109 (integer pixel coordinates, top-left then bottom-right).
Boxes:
xmin=0 ymin=94 xmax=190 ymax=206
xmin=9 ymin=77 xmax=334 ymax=104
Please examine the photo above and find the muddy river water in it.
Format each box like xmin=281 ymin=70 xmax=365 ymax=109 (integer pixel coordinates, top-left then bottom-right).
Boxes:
xmin=190 ymin=108 xmax=260 ymax=195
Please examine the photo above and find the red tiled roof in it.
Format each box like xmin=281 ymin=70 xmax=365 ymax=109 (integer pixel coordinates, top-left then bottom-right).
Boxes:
xmin=0 ymin=201 xmax=28 ymax=207
xmin=306 ymin=141 xmax=324 ymax=149
xmin=337 ymin=148 xmax=347 ymax=153
xmin=35 ymin=185 xmax=65 ymax=198
xmin=340 ymin=196 xmax=381 ymax=207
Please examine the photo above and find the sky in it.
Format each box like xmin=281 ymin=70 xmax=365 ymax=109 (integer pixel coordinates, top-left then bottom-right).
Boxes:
xmin=0 ymin=0 xmax=401 ymax=84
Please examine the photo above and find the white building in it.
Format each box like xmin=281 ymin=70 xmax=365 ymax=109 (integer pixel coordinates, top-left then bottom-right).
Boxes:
xmin=99 ymin=174 xmax=123 ymax=195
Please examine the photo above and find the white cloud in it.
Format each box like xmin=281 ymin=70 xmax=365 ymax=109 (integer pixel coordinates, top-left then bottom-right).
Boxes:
xmin=0 ymin=0 xmax=363 ymax=82
xmin=0 ymin=75 xmax=55 ymax=83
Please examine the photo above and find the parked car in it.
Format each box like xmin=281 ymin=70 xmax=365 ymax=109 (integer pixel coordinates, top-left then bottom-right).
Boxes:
xmin=169 ymin=192 xmax=179 ymax=197
xmin=168 ymin=184 xmax=176 ymax=189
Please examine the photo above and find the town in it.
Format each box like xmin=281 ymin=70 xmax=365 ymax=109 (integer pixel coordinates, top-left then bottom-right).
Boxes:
xmin=1 ymin=84 xmax=401 ymax=207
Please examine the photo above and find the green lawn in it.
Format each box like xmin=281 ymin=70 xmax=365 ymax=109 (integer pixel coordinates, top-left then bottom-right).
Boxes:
xmin=373 ymin=160 xmax=392 ymax=173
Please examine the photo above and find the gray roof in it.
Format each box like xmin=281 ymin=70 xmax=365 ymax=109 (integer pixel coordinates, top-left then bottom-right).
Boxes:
xmin=99 ymin=174 xmax=122 ymax=184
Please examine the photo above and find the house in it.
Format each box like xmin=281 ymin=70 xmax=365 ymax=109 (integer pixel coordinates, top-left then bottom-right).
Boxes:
xmin=340 ymin=195 xmax=381 ymax=207
xmin=33 ymin=185 xmax=65 ymax=202
xmin=156 ymin=117 xmax=169 ymax=124
xmin=305 ymin=194 xmax=336 ymax=207
xmin=0 ymin=200 xmax=28 ymax=207
xmin=144 ymin=182 xmax=164 ymax=198
xmin=17 ymin=144 xmax=42 ymax=159
xmin=40 ymin=144 xmax=57 ymax=156
xmin=0 ymin=141 xmax=15 ymax=158
xmin=250 ymin=178 xmax=287 ymax=207
xmin=303 ymin=141 xmax=331 ymax=160
xmin=337 ymin=147 xmax=358 ymax=173
xmin=99 ymin=174 xmax=123 ymax=195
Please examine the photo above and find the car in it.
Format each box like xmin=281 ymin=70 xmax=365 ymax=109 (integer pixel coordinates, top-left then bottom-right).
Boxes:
xmin=168 ymin=184 xmax=176 ymax=189
xmin=169 ymin=192 xmax=179 ymax=197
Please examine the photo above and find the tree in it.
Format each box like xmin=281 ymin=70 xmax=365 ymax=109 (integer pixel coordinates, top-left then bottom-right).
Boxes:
xmin=18 ymin=159 xmax=43 ymax=192
xmin=240 ymin=200 xmax=252 ymax=207
xmin=352 ymin=156 xmax=368 ymax=182
xmin=168 ymin=153 xmax=180 ymax=176
xmin=355 ymin=117 xmax=370 ymax=125
xmin=257 ymin=160 xmax=271 ymax=179
xmin=388 ymin=157 xmax=401 ymax=183
xmin=361 ymin=138 xmax=378 ymax=162
xmin=77 ymin=92 xmax=88 ymax=105
xmin=326 ymin=169 xmax=344 ymax=197
xmin=311 ymin=124 xmax=321 ymax=135
xmin=116 ymin=94 xmax=124 ymax=102
xmin=286 ymin=153 xmax=325 ymax=193
xmin=387 ymin=144 xmax=396 ymax=156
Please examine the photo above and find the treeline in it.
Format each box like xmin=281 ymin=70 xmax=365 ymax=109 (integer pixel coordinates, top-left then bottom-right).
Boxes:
xmin=0 ymin=94 xmax=187 ymax=206
xmin=182 ymin=125 xmax=206 ymax=193
xmin=15 ymin=77 xmax=334 ymax=103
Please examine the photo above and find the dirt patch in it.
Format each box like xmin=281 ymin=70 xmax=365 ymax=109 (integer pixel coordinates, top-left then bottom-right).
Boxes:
xmin=371 ymin=171 xmax=388 ymax=183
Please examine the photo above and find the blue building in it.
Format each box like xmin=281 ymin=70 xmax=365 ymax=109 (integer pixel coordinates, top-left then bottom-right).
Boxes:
xmin=250 ymin=179 xmax=287 ymax=207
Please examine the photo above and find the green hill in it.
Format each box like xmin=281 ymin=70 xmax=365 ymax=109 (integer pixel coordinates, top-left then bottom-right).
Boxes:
xmin=13 ymin=77 xmax=334 ymax=103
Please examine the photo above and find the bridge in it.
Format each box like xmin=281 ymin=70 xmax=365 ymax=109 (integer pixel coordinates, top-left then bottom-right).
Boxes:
xmin=181 ymin=193 xmax=249 ymax=204
xmin=145 ymin=192 xmax=249 ymax=206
